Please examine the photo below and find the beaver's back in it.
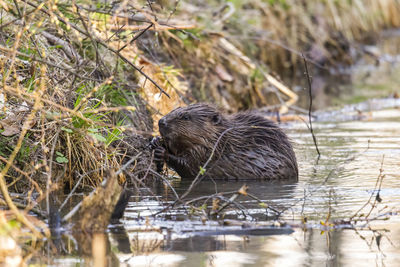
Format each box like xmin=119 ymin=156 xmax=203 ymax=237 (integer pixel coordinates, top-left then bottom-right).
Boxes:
xmin=206 ymin=112 xmax=298 ymax=180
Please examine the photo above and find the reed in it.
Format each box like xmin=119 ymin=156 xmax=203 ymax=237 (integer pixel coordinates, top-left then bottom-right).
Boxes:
xmin=227 ymin=0 xmax=400 ymax=70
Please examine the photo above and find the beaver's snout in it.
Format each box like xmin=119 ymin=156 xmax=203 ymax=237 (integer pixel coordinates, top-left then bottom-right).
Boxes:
xmin=158 ymin=117 xmax=168 ymax=135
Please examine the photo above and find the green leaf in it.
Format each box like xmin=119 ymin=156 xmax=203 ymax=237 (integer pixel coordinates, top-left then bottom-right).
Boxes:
xmin=177 ymin=31 xmax=188 ymax=40
xmin=56 ymin=156 xmax=68 ymax=163
xmin=56 ymin=151 xmax=63 ymax=157
xmin=61 ymin=127 xmax=73 ymax=133
xmin=89 ymin=133 xmax=107 ymax=143
xmin=199 ymin=166 xmax=206 ymax=175
xmin=7 ymin=220 xmax=21 ymax=229
xmin=88 ymin=128 xmax=99 ymax=133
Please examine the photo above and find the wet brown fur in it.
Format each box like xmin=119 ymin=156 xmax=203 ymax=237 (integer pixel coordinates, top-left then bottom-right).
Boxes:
xmin=158 ymin=103 xmax=298 ymax=180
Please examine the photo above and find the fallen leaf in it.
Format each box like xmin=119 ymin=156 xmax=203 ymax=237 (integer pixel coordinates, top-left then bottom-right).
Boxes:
xmin=1 ymin=125 xmax=20 ymax=136
xmin=0 ymin=121 xmax=20 ymax=136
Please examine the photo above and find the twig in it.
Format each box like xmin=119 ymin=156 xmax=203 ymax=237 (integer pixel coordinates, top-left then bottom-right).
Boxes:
xmin=164 ymin=124 xmax=281 ymax=213
xmin=12 ymin=0 xmax=23 ymax=20
xmin=0 ymin=198 xmax=46 ymax=219
xmin=116 ymin=151 xmax=143 ymax=176
xmin=0 ymin=8 xmax=37 ymax=30
xmin=246 ymin=192 xmax=282 ymax=214
xmin=59 ymin=172 xmax=85 ymax=211
xmin=75 ymin=6 xmax=110 ymax=77
xmin=302 ymin=54 xmax=320 ymax=157
xmin=0 ymin=45 xmax=101 ymax=82
xmin=0 ymin=156 xmax=42 ymax=195
xmin=0 ymin=64 xmax=49 ymax=239
xmin=152 ymin=171 xmax=181 ymax=202
xmin=178 ymin=126 xmax=238 ymax=201
xmin=117 ymin=22 xmax=154 ymax=53
xmin=210 ymin=184 xmax=247 ymax=216
xmin=46 ymin=128 xmax=60 ymax=217
xmin=184 ymin=190 xmax=238 ymax=205
xmin=40 ymin=31 xmax=83 ymax=63
xmin=350 ymin=156 xmax=385 ymax=222
xmin=167 ymin=0 xmax=181 ymax=23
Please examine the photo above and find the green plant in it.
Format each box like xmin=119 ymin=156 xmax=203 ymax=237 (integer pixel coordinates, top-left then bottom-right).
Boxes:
xmin=55 ymin=151 xmax=68 ymax=163
xmin=95 ymin=84 xmax=127 ymax=106
xmin=105 ymin=120 xmax=124 ymax=147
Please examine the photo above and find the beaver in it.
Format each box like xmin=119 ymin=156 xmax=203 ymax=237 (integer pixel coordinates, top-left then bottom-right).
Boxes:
xmin=152 ymin=103 xmax=298 ymax=181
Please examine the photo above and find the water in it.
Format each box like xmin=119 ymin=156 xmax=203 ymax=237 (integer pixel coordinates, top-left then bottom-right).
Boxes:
xmin=102 ymin=107 xmax=400 ymax=267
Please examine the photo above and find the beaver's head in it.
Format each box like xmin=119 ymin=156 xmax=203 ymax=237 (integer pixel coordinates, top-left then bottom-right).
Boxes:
xmin=158 ymin=104 xmax=226 ymax=155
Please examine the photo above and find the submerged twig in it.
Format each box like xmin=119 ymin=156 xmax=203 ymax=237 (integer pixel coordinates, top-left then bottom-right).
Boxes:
xmin=350 ymin=156 xmax=386 ymax=222
xmin=209 ymin=184 xmax=247 ymax=216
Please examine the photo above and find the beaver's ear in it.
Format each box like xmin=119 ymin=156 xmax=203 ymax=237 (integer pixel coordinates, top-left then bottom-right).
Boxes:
xmin=211 ymin=114 xmax=222 ymax=125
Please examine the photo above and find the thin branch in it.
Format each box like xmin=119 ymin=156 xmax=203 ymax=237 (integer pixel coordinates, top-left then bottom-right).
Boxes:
xmin=350 ymin=156 xmax=385 ymax=221
xmin=46 ymin=130 xmax=60 ymax=216
xmin=117 ymin=22 xmax=154 ymax=53
xmin=0 ymin=65 xmax=49 ymax=239
xmin=209 ymin=184 xmax=247 ymax=216
xmin=302 ymin=54 xmax=320 ymax=157
xmin=0 ymin=45 xmax=101 ymax=82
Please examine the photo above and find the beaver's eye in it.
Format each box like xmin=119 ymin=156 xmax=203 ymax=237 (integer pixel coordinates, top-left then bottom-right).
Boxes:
xmin=182 ymin=114 xmax=190 ymax=120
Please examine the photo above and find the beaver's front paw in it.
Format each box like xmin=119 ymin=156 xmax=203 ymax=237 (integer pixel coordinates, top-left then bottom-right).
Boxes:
xmin=149 ymin=136 xmax=163 ymax=150
xmin=154 ymin=146 xmax=167 ymax=173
